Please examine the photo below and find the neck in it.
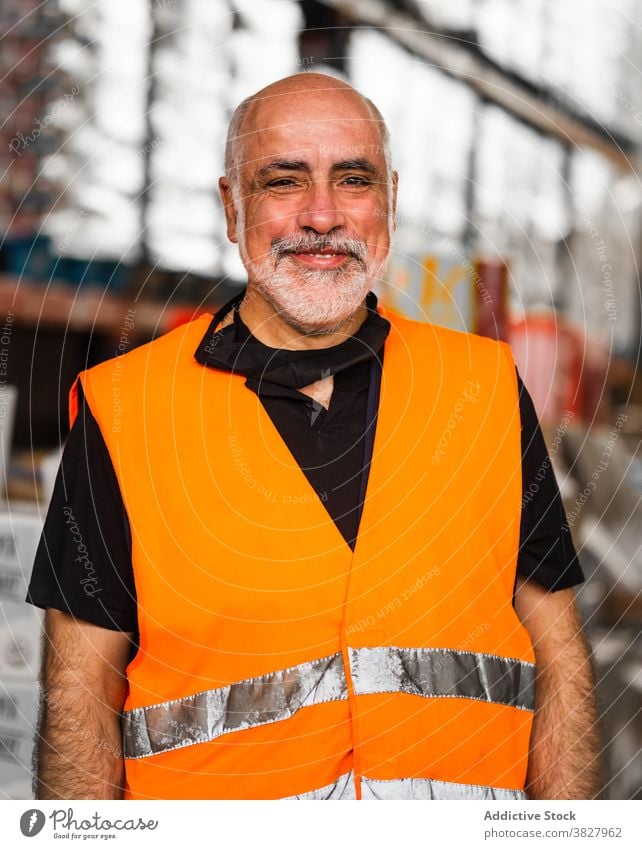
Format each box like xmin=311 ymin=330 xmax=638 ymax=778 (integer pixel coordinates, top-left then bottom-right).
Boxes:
xmin=238 ymin=285 xmax=369 ymax=350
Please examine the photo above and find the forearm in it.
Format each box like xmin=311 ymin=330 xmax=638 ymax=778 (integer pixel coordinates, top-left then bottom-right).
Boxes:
xmin=527 ymin=644 xmax=601 ymax=798
xmin=34 ymin=610 xmax=132 ymax=800
xmin=35 ymin=686 xmax=125 ymax=799
xmin=524 ymin=603 xmax=601 ymax=798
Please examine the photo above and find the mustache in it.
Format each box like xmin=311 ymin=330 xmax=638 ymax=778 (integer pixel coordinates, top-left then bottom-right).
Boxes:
xmin=270 ymin=234 xmax=369 ymax=263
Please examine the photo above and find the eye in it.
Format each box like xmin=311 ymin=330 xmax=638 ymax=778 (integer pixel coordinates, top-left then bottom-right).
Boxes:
xmin=267 ymin=178 xmax=299 ymax=190
xmin=341 ymin=176 xmax=372 ymax=188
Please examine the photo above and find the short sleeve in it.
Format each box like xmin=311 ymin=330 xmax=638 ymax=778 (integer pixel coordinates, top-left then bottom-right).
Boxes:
xmin=26 ymin=384 xmax=138 ymax=631
xmin=516 ymin=371 xmax=585 ymax=591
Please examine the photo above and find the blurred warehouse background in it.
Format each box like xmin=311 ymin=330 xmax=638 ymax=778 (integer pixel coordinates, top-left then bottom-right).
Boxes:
xmin=0 ymin=0 xmax=640 ymax=799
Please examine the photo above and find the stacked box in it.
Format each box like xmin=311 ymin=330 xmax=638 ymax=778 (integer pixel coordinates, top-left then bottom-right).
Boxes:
xmin=0 ymin=509 xmax=44 ymax=604
xmin=0 ymin=505 xmax=43 ymax=799
xmin=0 ymin=600 xmax=43 ymax=681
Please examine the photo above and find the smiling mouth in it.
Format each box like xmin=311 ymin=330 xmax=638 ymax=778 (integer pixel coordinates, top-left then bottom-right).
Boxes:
xmin=291 ymin=251 xmax=348 ymax=268
xmin=276 ymin=250 xmax=350 ymax=268
xmin=284 ymin=249 xmax=350 ymax=268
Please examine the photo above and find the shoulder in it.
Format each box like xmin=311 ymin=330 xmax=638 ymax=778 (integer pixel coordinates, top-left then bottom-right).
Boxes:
xmin=85 ymin=313 xmax=213 ymax=384
xmin=69 ymin=313 xmax=213 ymax=427
xmin=380 ymin=304 xmax=516 ymax=368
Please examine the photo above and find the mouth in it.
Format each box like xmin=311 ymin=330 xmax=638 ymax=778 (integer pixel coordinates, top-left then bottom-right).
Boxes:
xmin=285 ymin=250 xmax=349 ymax=269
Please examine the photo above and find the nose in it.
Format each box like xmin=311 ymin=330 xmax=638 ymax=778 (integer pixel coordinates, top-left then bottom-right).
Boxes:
xmin=296 ymin=178 xmax=346 ymax=234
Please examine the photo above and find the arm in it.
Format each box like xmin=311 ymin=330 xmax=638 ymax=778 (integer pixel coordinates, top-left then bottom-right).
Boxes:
xmin=514 ymin=577 xmax=601 ymax=799
xmin=35 ymin=608 xmax=133 ymax=800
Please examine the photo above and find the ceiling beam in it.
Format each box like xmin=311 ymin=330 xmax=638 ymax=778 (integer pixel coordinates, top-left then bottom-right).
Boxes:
xmin=321 ymin=0 xmax=638 ymax=172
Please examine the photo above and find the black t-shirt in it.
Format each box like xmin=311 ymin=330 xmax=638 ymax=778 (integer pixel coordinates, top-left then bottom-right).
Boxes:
xmin=27 ymin=297 xmax=584 ymax=633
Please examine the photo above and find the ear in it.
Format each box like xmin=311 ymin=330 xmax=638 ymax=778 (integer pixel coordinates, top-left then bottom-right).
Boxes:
xmin=218 ymin=176 xmax=239 ymax=244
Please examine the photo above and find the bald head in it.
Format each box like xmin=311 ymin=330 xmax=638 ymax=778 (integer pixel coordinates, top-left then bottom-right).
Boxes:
xmin=224 ymin=73 xmax=391 ymax=186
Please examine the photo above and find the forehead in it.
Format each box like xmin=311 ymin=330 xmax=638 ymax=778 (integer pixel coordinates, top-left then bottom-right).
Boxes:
xmin=241 ymin=88 xmax=384 ymax=172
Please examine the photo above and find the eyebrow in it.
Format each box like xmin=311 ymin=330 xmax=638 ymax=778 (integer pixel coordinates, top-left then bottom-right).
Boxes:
xmin=332 ymin=158 xmax=379 ymax=176
xmin=255 ymin=159 xmax=310 ymax=180
xmin=255 ymin=156 xmax=380 ymax=181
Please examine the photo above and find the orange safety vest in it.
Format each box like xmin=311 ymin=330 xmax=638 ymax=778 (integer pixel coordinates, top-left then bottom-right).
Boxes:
xmin=69 ymin=304 xmax=535 ymax=800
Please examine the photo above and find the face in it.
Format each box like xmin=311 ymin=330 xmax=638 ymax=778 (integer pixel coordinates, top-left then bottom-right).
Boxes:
xmin=219 ymin=86 xmax=398 ymax=334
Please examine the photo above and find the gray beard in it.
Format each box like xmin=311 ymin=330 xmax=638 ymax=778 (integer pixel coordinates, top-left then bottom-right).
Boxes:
xmin=244 ymin=254 xmax=385 ymax=335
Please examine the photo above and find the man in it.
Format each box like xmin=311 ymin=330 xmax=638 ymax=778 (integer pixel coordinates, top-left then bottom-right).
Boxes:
xmin=28 ymin=73 xmax=599 ymax=800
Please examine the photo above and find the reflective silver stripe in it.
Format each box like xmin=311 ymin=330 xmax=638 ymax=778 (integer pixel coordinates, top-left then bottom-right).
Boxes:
xmin=284 ymin=773 xmax=525 ymax=800
xmin=361 ymin=777 xmax=527 ymax=800
xmin=349 ymin=646 xmax=536 ymax=711
xmin=123 ymin=652 xmax=347 ymax=759
xmin=282 ymin=771 xmax=357 ymax=800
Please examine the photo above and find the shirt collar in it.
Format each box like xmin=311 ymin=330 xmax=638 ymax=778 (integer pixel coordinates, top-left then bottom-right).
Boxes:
xmin=193 ymin=287 xmax=390 ymax=391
